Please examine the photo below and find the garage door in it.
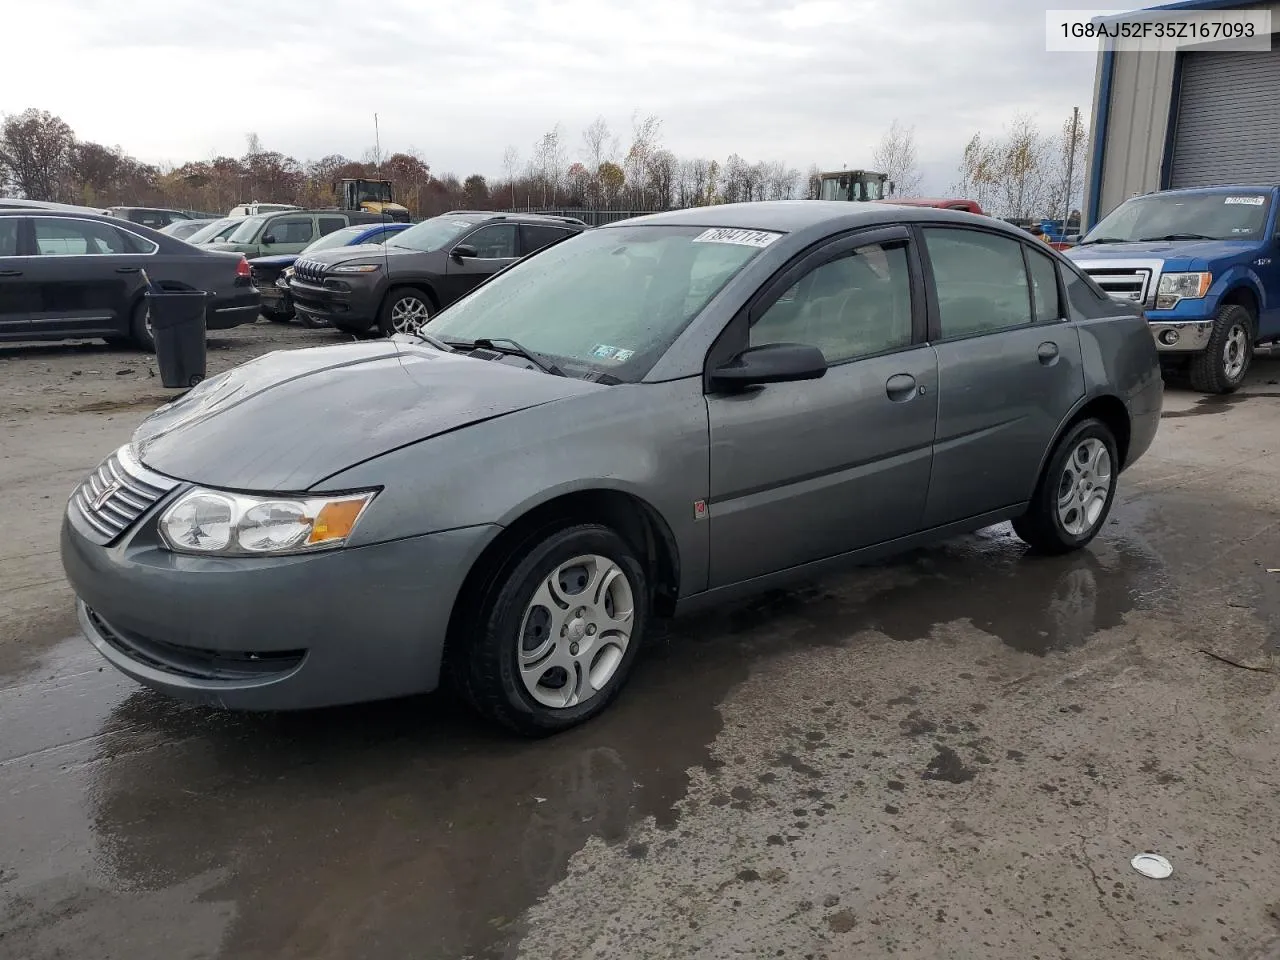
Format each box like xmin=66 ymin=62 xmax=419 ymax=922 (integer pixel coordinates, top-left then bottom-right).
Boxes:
xmin=1169 ymin=38 xmax=1280 ymax=188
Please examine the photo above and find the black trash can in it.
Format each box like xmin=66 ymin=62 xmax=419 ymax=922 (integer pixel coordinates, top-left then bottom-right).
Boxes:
xmin=148 ymin=290 xmax=208 ymax=389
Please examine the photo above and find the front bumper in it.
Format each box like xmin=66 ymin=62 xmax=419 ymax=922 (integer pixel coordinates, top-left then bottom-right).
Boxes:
xmin=255 ymin=281 xmax=291 ymax=313
xmin=290 ymin=278 xmax=379 ymax=331
xmin=1148 ymin=319 xmax=1213 ymax=353
xmin=60 ymin=490 xmax=497 ymax=710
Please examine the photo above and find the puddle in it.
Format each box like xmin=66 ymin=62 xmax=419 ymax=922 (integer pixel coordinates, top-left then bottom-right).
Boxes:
xmin=0 ymin=621 xmax=752 ymax=960
xmin=1162 ymin=391 xmax=1280 ymax=418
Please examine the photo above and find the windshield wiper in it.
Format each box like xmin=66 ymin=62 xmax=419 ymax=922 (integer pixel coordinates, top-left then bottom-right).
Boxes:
xmin=472 ymin=337 xmax=567 ymax=377
xmin=408 ymin=329 xmax=456 ymax=352
xmin=1078 ymin=236 xmax=1127 ymax=245
xmin=1136 ymin=233 xmax=1215 ymax=241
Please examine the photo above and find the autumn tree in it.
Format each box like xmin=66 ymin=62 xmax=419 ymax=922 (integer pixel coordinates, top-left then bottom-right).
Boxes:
xmin=463 ymin=173 xmax=489 ymax=206
xmin=0 ymin=108 xmax=76 ymax=200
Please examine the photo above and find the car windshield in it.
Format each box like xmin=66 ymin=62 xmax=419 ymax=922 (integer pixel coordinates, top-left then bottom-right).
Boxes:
xmin=388 ymin=216 xmax=478 ymax=252
xmin=227 ymin=216 xmax=267 ymax=243
xmin=185 ymin=218 xmax=238 ymax=244
xmin=1084 ymin=191 xmax=1272 ymax=243
xmin=303 ymin=226 xmax=367 ymax=252
xmin=425 ymin=224 xmax=773 ymax=382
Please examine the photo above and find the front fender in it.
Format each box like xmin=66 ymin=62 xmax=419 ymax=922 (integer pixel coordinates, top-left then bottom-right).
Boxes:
xmin=317 ymin=378 xmax=712 ymax=598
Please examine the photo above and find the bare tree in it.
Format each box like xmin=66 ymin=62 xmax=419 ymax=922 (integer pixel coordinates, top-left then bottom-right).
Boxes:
xmin=581 ymin=116 xmax=618 ymax=208
xmin=244 ymin=131 xmax=264 ymax=157
xmin=0 ymin=108 xmax=76 ymax=201
xmin=501 ymin=145 xmax=519 ymax=207
xmin=997 ymin=114 xmax=1051 ymax=221
xmin=805 ymin=163 xmax=822 ymax=200
xmin=872 ymin=119 xmax=922 ymax=198
xmin=623 ymin=113 xmax=663 ymax=207
xmin=531 ymin=124 xmax=567 ymax=206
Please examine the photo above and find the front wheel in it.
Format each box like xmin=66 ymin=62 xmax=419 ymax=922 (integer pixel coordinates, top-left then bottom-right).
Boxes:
xmin=1189 ymin=303 xmax=1253 ymax=394
xmin=1013 ymin=418 xmax=1118 ymax=555
xmin=452 ymin=524 xmax=650 ymax=736
xmin=377 ymin=287 xmax=434 ymax=337
xmin=264 ymin=309 xmax=292 ymax=324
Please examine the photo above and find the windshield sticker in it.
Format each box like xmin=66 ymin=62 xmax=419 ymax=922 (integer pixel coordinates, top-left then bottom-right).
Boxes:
xmin=613 ymin=348 xmax=635 ymax=362
xmin=692 ymin=228 xmax=781 ymax=248
xmin=1225 ymin=196 xmax=1265 ymax=205
xmin=591 ymin=343 xmax=621 ymax=360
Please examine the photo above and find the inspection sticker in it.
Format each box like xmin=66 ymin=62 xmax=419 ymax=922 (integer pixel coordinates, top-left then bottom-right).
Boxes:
xmin=692 ymin=228 xmax=781 ymax=248
xmin=1225 ymin=196 xmax=1266 ymax=205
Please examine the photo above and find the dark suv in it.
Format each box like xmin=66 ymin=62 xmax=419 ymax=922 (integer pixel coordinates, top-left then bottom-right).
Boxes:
xmin=288 ymin=211 xmax=585 ymax=335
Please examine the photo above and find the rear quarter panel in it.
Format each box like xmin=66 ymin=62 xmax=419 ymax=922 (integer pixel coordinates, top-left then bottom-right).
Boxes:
xmin=1072 ymin=282 xmax=1162 ymax=469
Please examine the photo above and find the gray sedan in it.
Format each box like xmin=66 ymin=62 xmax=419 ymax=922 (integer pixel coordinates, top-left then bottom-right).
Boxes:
xmin=60 ymin=202 xmax=1162 ymax=735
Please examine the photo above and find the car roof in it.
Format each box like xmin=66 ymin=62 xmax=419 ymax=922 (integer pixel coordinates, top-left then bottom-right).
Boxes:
xmin=613 ymin=200 xmax=1013 ymax=234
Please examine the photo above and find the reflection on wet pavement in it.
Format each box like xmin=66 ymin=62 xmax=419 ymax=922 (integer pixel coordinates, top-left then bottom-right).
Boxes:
xmin=0 ymin=519 xmax=1174 ymax=960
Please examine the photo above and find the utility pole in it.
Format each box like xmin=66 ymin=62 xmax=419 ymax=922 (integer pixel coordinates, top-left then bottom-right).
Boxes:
xmin=373 ymin=113 xmax=381 ymax=170
xmin=1062 ymin=106 xmax=1080 ymax=222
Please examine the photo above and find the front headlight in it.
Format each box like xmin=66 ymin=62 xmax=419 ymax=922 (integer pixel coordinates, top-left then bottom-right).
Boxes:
xmin=159 ymin=488 xmax=376 ymax=556
xmin=330 ymin=263 xmax=380 ymax=274
xmin=1155 ymin=271 xmax=1211 ymax=309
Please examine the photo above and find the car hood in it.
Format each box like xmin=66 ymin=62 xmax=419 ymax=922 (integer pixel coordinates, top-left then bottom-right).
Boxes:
xmin=249 ymin=254 xmax=299 ymax=268
xmin=132 ymin=339 xmax=603 ymax=490
xmin=1067 ymin=238 xmax=1260 ymax=264
xmin=305 ymin=243 xmax=427 ymax=267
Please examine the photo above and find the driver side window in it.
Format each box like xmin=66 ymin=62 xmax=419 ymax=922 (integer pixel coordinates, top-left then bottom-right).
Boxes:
xmin=750 ymin=241 xmax=913 ymax=363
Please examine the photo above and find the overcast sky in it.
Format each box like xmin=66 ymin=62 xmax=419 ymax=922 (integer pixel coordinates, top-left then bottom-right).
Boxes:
xmin=2 ymin=0 xmax=1102 ymax=193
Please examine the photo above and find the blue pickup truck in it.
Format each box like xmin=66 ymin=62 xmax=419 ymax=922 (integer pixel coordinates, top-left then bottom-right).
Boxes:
xmin=1067 ymin=185 xmax=1280 ymax=393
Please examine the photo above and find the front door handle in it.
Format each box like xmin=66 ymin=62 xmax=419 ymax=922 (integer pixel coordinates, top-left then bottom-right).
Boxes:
xmin=0 ymin=270 xmax=21 ymax=277
xmin=1037 ymin=341 xmax=1060 ymax=365
xmin=885 ymin=373 xmax=918 ymax=402
xmin=115 ymin=266 xmax=141 ymax=274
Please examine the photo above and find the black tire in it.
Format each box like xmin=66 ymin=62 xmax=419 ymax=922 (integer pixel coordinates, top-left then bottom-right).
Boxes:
xmin=264 ymin=309 xmax=292 ymax=324
xmin=452 ymin=523 xmax=650 ymax=736
xmin=1012 ymin=417 xmax=1119 ymax=556
xmin=1189 ymin=303 xmax=1254 ymax=394
xmin=129 ymin=299 xmax=155 ymax=353
xmin=377 ymin=287 xmax=434 ymax=338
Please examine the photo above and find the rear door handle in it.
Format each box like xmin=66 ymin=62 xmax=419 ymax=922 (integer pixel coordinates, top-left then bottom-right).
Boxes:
xmin=885 ymin=373 xmax=918 ymax=402
xmin=115 ymin=266 xmax=141 ymax=274
xmin=0 ymin=270 xmax=21 ymax=277
xmin=1037 ymin=341 xmax=1060 ymax=365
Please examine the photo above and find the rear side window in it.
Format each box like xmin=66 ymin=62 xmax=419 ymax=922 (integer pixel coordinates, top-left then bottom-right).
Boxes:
xmin=33 ymin=218 xmax=129 ymax=256
xmin=521 ymin=224 xmax=570 ymax=255
xmin=319 ymin=216 xmax=347 ymax=236
xmin=0 ymin=218 xmax=18 ymax=256
xmin=923 ymin=228 xmax=1032 ymax=338
xmin=120 ymin=229 xmax=159 ymax=255
xmin=268 ymin=218 xmax=315 ymax=244
xmin=1024 ymin=245 xmax=1062 ymax=322
xmin=1062 ymin=262 xmax=1111 ymax=316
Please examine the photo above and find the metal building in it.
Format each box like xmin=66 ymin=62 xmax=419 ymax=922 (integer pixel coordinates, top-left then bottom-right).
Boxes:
xmin=1084 ymin=0 xmax=1280 ymax=227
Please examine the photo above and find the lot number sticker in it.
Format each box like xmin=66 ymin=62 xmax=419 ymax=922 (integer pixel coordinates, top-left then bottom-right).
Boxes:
xmin=1225 ymin=196 xmax=1265 ymax=205
xmin=692 ymin=228 xmax=781 ymax=247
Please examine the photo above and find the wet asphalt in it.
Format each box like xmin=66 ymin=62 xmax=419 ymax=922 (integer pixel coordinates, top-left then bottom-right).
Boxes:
xmin=1 ymin=328 xmax=1279 ymax=960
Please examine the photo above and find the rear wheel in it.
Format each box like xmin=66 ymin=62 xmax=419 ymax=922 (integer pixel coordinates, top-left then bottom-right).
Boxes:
xmin=377 ymin=287 xmax=434 ymax=337
xmin=1189 ymin=303 xmax=1253 ymax=394
xmin=129 ymin=300 xmax=155 ymax=352
xmin=1012 ymin=417 xmax=1118 ymax=555
xmin=263 ymin=309 xmax=292 ymax=324
xmin=452 ymin=524 xmax=649 ymax=736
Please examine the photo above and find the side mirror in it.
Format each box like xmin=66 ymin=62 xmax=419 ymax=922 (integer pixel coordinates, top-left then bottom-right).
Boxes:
xmin=452 ymin=243 xmax=478 ymax=261
xmin=710 ymin=342 xmax=827 ymax=390
xmin=261 ymin=233 xmax=276 ymax=245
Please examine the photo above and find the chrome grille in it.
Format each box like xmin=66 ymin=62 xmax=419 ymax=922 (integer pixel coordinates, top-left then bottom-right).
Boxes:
xmin=70 ymin=445 xmax=179 ymax=545
xmin=293 ymin=259 xmax=326 ymax=284
xmin=1082 ymin=266 xmax=1152 ymax=304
